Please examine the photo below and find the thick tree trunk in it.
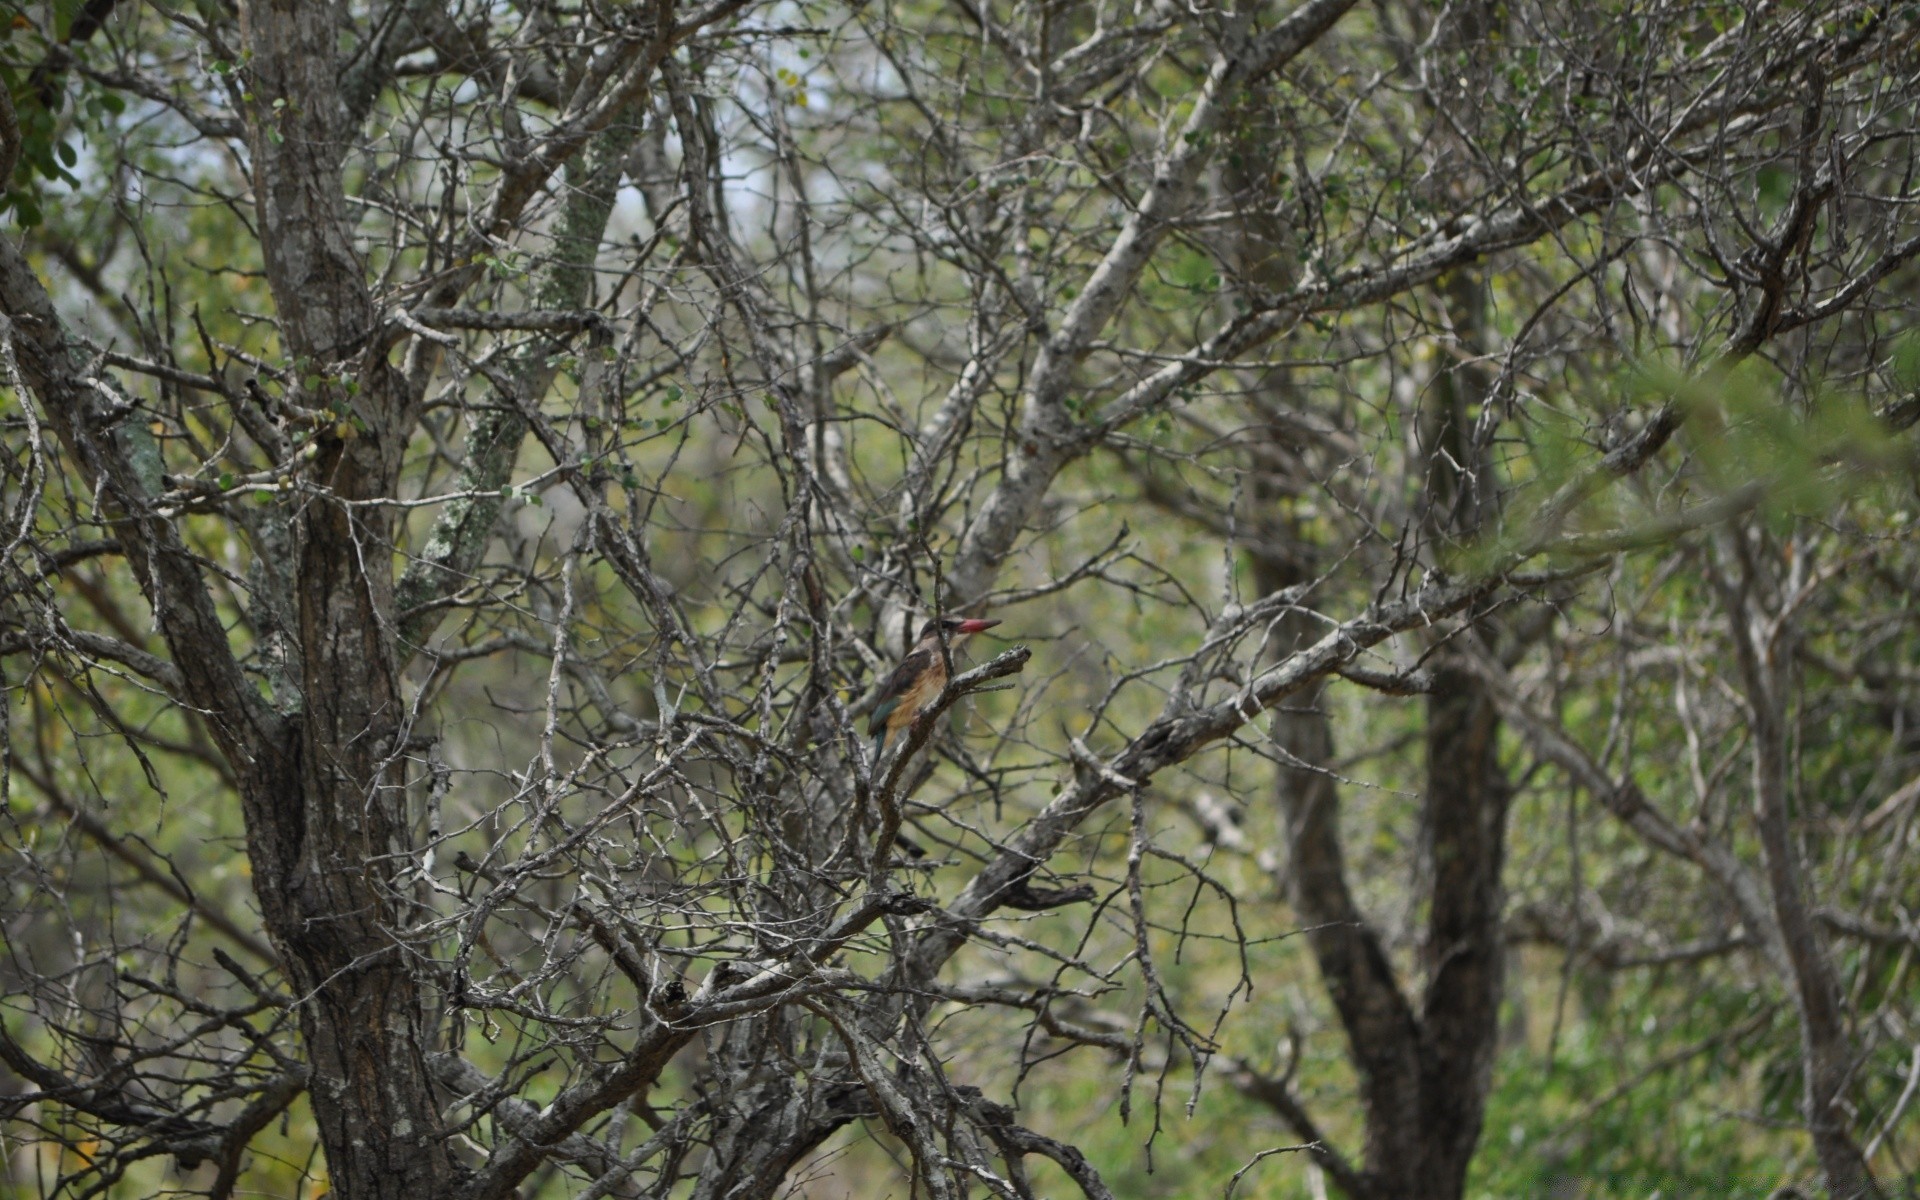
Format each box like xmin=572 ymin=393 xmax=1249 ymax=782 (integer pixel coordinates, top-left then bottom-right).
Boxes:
xmin=1414 ymin=661 xmax=1511 ymax=1190
xmin=1410 ymin=270 xmax=1512 ymax=1194
xmin=1250 ymin=261 xmax=1513 ymax=1200
xmin=228 ymin=504 xmax=455 ymax=1200
xmin=1267 ymin=673 xmax=1424 ymax=1196
xmin=230 ymin=4 xmax=459 ymax=1194
xmin=1261 ymin=593 xmax=1511 ymax=1200
xmin=0 ymin=214 xmax=457 ymax=1199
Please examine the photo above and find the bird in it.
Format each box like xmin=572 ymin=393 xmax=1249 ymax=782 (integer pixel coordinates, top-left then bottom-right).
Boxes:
xmin=868 ymin=616 xmax=1001 ymax=760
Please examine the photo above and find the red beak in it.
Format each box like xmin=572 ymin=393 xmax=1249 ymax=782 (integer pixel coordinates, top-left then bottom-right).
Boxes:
xmin=956 ymin=618 xmax=1001 ymax=634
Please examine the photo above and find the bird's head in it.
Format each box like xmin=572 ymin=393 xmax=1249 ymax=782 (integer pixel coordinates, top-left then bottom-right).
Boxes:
xmin=916 ymin=615 xmax=1001 ymax=642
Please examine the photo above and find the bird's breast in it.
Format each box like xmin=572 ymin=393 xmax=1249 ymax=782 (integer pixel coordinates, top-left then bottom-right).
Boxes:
xmin=891 ymin=660 xmax=949 ymax=727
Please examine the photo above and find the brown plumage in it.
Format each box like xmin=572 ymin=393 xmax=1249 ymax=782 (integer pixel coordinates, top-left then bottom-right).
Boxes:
xmin=869 ymin=616 xmax=1000 ymax=756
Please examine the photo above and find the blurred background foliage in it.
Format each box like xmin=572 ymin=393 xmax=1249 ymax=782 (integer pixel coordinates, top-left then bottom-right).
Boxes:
xmin=1 ymin=0 xmax=1917 ymax=1197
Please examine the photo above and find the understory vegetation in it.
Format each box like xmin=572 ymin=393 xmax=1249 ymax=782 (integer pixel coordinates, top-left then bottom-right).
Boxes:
xmin=1 ymin=1 xmax=1916 ymax=1197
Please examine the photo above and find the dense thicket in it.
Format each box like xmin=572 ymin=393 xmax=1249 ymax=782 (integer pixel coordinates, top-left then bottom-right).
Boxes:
xmin=0 ymin=1 xmax=1916 ymax=1198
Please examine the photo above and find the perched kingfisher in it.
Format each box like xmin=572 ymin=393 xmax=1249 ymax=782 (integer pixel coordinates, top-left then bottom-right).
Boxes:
xmin=869 ymin=616 xmax=1001 ymax=759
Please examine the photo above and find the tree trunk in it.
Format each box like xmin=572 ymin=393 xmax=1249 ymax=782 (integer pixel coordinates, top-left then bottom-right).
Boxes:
xmin=1414 ymin=660 xmax=1512 ymax=1191
xmin=1717 ymin=538 xmax=1882 ymax=1200
xmin=228 ymin=3 xmax=459 ymax=1193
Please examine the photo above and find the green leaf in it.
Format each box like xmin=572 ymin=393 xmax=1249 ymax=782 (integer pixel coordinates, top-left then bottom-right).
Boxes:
xmin=51 ymin=0 xmax=84 ymax=40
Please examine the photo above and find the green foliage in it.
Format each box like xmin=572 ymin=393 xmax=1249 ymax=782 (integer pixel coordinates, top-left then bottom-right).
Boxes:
xmin=1472 ymin=979 xmax=1799 ymax=1199
xmin=0 ymin=3 xmax=127 ymax=226
xmin=2 ymin=1 xmax=1917 ymax=1196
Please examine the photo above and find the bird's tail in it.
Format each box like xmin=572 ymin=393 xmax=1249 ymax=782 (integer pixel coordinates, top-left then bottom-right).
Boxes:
xmin=871 ymin=728 xmax=888 ymax=763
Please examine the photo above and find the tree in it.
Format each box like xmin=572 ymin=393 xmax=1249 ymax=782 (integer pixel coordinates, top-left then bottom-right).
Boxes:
xmin=1 ymin=1 xmax=1916 ymax=1198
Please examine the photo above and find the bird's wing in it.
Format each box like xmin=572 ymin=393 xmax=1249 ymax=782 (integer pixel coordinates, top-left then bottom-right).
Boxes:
xmin=869 ymin=647 xmax=933 ymax=736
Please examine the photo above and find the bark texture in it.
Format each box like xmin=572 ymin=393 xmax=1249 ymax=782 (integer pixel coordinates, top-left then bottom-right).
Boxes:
xmin=0 ymin=4 xmax=1913 ymax=1199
